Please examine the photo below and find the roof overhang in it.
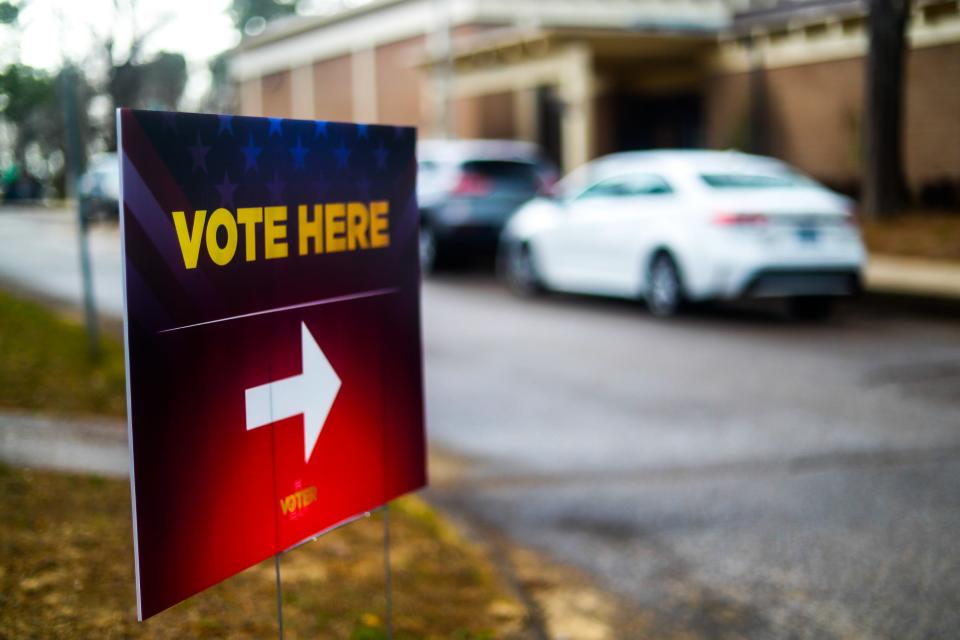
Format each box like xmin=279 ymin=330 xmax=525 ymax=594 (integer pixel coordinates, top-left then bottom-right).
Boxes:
xmin=420 ymin=26 xmax=718 ymax=70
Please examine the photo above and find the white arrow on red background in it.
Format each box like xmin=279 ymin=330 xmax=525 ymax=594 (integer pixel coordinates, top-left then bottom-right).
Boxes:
xmin=244 ymin=322 xmax=341 ymax=463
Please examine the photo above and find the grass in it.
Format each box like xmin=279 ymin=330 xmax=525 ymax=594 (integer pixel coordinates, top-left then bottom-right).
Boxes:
xmin=861 ymin=210 xmax=960 ymax=261
xmin=0 ymin=288 xmax=126 ymax=417
xmin=0 ymin=290 xmax=530 ymax=637
xmin=0 ymin=463 xmax=528 ymax=639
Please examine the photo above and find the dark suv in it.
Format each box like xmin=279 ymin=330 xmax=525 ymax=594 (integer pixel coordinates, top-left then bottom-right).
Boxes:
xmin=417 ymin=139 xmax=557 ymax=271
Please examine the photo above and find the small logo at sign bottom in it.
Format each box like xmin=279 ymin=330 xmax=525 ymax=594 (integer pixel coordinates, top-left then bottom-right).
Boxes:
xmin=281 ymin=485 xmax=318 ymax=518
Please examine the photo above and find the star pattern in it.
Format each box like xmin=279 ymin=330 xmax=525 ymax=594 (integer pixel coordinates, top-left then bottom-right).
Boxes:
xmin=216 ymin=172 xmax=237 ymax=208
xmin=188 ymin=133 xmax=211 ymax=174
xmin=266 ymin=172 xmax=285 ymax=202
xmin=289 ymin=137 xmax=309 ymax=170
xmin=373 ymin=143 xmax=388 ymax=170
xmin=356 ymin=175 xmax=371 ymax=198
xmin=242 ymin=134 xmax=262 ymax=172
xmin=146 ymin=111 xmax=412 ymax=219
xmin=313 ymin=178 xmax=326 ymax=198
xmin=334 ymin=140 xmax=351 ymax=169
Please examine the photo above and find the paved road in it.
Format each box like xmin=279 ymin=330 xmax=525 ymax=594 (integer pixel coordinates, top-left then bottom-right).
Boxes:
xmin=0 ymin=207 xmax=123 ymax=315
xmin=3 ymin=206 xmax=959 ymax=638
xmin=422 ymin=274 xmax=960 ymax=639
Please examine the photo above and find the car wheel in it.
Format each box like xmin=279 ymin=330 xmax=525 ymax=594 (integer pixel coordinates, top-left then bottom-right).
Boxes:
xmin=787 ymin=296 xmax=834 ymax=321
xmin=503 ymin=242 xmax=543 ymax=296
xmin=419 ymin=225 xmax=438 ymax=274
xmin=647 ymin=253 xmax=683 ymax=317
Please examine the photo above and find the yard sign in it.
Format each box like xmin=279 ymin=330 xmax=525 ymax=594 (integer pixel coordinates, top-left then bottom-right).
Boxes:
xmin=117 ymin=109 xmax=426 ymax=620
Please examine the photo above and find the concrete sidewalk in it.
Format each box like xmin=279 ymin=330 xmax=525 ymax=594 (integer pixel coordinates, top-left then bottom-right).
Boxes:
xmin=866 ymin=254 xmax=960 ymax=300
xmin=0 ymin=411 xmax=128 ymax=477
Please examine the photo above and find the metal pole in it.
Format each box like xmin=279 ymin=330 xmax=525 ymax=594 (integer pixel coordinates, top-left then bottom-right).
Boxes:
xmin=430 ymin=0 xmax=453 ymax=138
xmin=76 ymin=200 xmax=100 ymax=359
xmin=383 ymin=504 xmax=394 ymax=640
xmin=62 ymin=67 xmax=100 ymax=359
xmin=275 ymin=554 xmax=285 ymax=640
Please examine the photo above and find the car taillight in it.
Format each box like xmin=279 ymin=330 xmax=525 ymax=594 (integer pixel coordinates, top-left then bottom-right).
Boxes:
xmin=538 ymin=174 xmax=559 ymax=196
xmin=842 ymin=203 xmax=860 ymax=227
xmin=452 ymin=172 xmax=492 ymax=196
xmin=712 ymin=212 xmax=769 ymax=226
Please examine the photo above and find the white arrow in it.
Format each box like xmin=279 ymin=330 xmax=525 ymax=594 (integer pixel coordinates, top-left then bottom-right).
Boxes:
xmin=244 ymin=322 xmax=341 ymax=463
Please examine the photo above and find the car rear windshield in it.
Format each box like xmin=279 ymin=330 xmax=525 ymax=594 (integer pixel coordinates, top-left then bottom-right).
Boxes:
xmin=700 ymin=172 xmax=809 ymax=189
xmin=462 ymin=160 xmax=541 ymax=190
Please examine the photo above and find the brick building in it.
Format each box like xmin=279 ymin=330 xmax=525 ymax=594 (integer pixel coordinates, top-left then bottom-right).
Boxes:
xmin=230 ymin=0 xmax=960 ymax=201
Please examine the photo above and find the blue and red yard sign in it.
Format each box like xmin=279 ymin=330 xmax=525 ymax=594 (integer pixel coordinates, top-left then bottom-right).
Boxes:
xmin=117 ymin=109 xmax=426 ymax=620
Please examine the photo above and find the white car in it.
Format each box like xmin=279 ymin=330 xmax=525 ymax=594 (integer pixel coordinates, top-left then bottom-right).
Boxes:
xmin=500 ymin=150 xmax=866 ymax=318
xmin=78 ymin=153 xmax=120 ymax=221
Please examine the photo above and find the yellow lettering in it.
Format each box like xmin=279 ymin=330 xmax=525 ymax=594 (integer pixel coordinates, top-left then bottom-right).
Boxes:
xmin=324 ymin=203 xmax=346 ymax=253
xmin=175 ymin=200 xmax=389 ymax=270
xmin=264 ymin=206 xmax=288 ymax=260
xmin=205 ymin=208 xmax=238 ymax=266
xmin=279 ymin=486 xmax=319 ymax=516
xmin=298 ymin=204 xmax=323 ymax=256
xmin=370 ymin=201 xmax=390 ymax=249
xmin=172 ymin=210 xmax=206 ymax=269
xmin=237 ymin=207 xmax=263 ymax=262
xmin=347 ymin=202 xmax=369 ymax=250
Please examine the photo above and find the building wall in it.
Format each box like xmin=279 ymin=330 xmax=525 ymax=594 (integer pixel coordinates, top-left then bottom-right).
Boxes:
xmin=239 ymin=78 xmax=263 ymax=117
xmin=375 ymin=35 xmax=427 ymax=126
xmin=261 ymin=70 xmax=292 ymax=118
xmin=451 ymin=91 xmax=517 ymax=140
xmin=313 ymin=55 xmax=353 ymax=122
xmin=707 ymin=42 xmax=960 ymax=197
xmin=905 ymin=42 xmax=960 ymax=193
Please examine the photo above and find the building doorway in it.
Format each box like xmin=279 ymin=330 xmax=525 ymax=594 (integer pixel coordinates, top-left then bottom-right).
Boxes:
xmin=536 ymin=85 xmax=564 ymax=168
xmin=615 ymin=92 xmax=704 ymax=151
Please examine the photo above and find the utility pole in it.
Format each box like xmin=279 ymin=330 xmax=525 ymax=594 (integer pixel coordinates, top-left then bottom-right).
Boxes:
xmin=862 ymin=0 xmax=911 ymax=219
xmin=62 ymin=66 xmax=100 ymax=359
xmin=430 ymin=0 xmax=454 ymax=138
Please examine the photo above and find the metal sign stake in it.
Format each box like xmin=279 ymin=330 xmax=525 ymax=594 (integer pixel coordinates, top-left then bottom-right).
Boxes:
xmin=384 ymin=503 xmax=394 ymax=640
xmin=275 ymin=554 xmax=284 ymax=640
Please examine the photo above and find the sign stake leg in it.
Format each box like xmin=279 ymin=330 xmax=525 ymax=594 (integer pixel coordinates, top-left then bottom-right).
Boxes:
xmin=275 ymin=554 xmax=284 ymax=640
xmin=384 ymin=504 xmax=394 ymax=640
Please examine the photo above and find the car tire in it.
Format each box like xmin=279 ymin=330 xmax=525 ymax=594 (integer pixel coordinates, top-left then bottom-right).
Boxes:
xmin=419 ymin=225 xmax=438 ymax=274
xmin=646 ymin=253 xmax=684 ymax=318
xmin=502 ymin=242 xmax=543 ymax=296
xmin=787 ymin=296 xmax=835 ymax=321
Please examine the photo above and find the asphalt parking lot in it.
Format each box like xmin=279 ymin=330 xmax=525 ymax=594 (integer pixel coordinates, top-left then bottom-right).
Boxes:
xmin=422 ymin=272 xmax=960 ymax=639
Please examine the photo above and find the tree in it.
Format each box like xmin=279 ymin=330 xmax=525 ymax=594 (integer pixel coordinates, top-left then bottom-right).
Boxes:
xmin=0 ymin=0 xmax=21 ymax=25
xmin=0 ymin=64 xmax=59 ymax=164
xmin=862 ymin=0 xmax=911 ymax=219
xmin=229 ymin=0 xmax=297 ymax=35
xmin=131 ymin=51 xmax=187 ymax=111
xmin=90 ymin=1 xmax=188 ymax=148
xmin=0 ymin=63 xmax=93 ymax=197
xmin=205 ymin=51 xmax=236 ymax=114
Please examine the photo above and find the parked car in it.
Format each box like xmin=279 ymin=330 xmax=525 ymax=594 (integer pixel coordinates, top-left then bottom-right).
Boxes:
xmin=417 ymin=139 xmax=558 ymax=271
xmin=78 ymin=153 xmax=120 ymax=221
xmin=500 ymin=149 xmax=866 ymax=319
